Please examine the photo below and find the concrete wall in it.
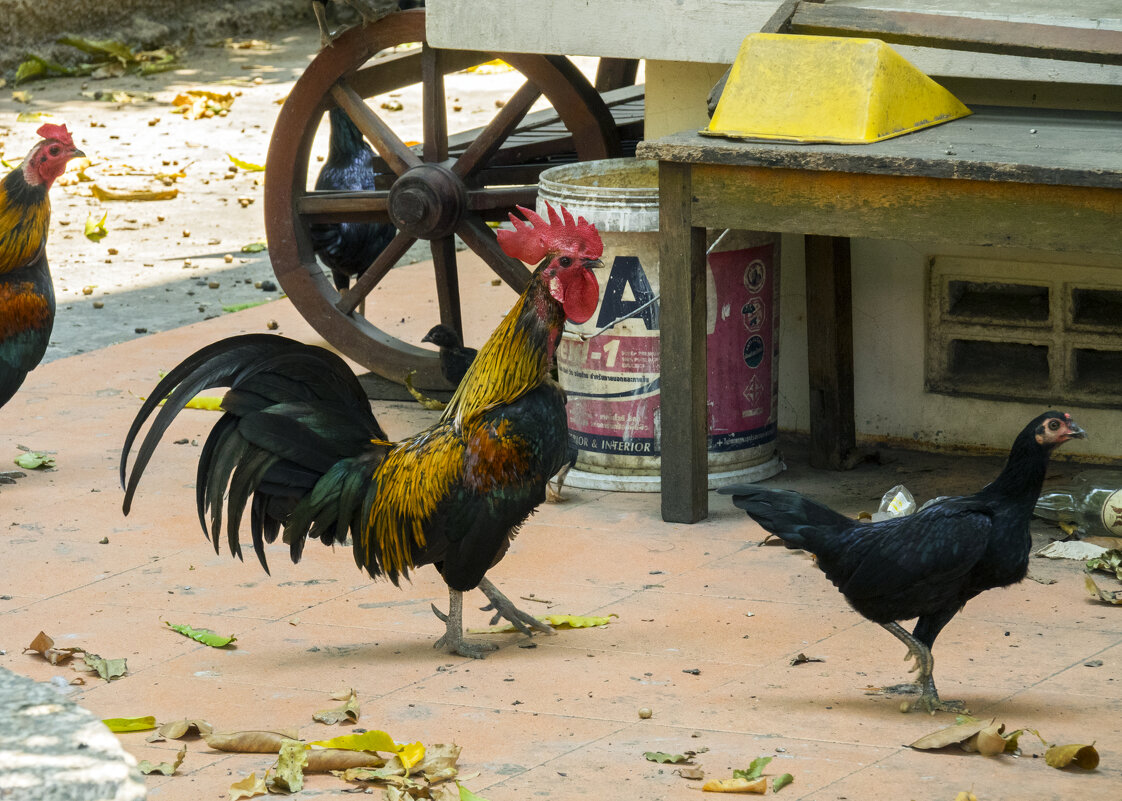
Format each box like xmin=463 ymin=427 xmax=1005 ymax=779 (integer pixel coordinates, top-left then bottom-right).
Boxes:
xmin=0 ymin=0 xmax=310 ymax=74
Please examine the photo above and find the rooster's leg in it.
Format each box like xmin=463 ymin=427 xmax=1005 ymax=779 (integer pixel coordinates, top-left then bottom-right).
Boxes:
xmin=431 ymin=589 xmax=497 ymax=659
xmin=880 ymin=622 xmax=968 ymax=715
xmin=477 ymin=578 xmax=554 ymax=638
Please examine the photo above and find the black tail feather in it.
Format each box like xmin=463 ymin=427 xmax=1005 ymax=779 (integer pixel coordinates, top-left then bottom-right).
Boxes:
xmin=121 ymin=334 xmax=391 ymax=573
xmin=718 ymin=484 xmax=856 ymax=551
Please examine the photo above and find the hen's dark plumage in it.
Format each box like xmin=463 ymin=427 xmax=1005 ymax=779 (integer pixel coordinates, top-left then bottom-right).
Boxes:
xmin=310 ymin=108 xmax=395 ymax=292
xmin=422 ymin=324 xmax=477 ymax=386
xmin=720 ymin=411 xmax=1086 ymax=713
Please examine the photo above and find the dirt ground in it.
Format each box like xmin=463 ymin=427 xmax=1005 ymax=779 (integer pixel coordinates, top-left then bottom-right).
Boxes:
xmin=0 ymin=18 xmax=533 ymax=364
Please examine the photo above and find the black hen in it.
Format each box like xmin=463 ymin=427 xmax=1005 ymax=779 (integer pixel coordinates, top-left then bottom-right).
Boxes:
xmin=311 ymin=108 xmax=395 ymax=293
xmin=422 ymin=324 xmax=477 ymax=386
xmin=720 ymin=411 xmax=1086 ymax=713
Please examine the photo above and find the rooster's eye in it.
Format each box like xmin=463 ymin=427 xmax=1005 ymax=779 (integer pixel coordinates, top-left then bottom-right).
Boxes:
xmin=1048 ymin=420 xmax=1060 ymax=430
xmin=558 ymin=256 xmax=572 ymax=268
xmin=49 ymin=145 xmax=61 ymax=156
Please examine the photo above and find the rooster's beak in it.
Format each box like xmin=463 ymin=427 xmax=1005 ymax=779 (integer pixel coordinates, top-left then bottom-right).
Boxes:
xmin=71 ymin=148 xmax=86 ymax=159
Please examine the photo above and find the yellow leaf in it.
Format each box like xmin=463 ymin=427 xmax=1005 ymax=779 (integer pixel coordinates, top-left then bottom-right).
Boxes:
xmin=227 ymin=153 xmax=265 ymax=171
xmin=229 ymin=771 xmax=268 ymax=800
xmin=84 ymin=211 xmax=108 ymax=242
xmin=271 ymin=739 xmax=307 ymax=793
xmin=308 ymin=730 xmax=424 ymax=771
xmin=953 ymin=793 xmax=978 ymax=801
xmin=137 ymin=744 xmax=186 ymax=775
xmin=702 ymin=777 xmax=767 ymax=793
xmin=103 ymin=716 xmax=156 ymax=733
xmin=184 ymin=395 xmax=224 ymax=411
xmin=92 ymin=184 xmax=178 ymax=201
xmin=469 ymin=613 xmax=616 ymax=634
xmin=1044 ymin=742 xmax=1099 ymax=770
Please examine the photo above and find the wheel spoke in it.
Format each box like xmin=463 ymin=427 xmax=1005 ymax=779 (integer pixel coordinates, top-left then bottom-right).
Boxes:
xmin=297 ymin=190 xmax=391 ymax=223
xmin=336 ymin=229 xmax=418 ymax=315
xmin=452 ymin=80 xmax=542 ymax=179
xmin=330 ymin=80 xmax=422 ymax=176
xmin=421 ymin=44 xmax=449 ymax=163
xmin=455 ymin=213 xmax=532 ymax=292
xmin=350 ymin=48 xmax=489 ymax=99
xmin=430 ymin=236 xmax=462 ymax=336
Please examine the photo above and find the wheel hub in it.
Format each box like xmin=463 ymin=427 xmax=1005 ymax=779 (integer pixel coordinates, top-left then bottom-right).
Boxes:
xmin=387 ymin=163 xmax=467 ymax=240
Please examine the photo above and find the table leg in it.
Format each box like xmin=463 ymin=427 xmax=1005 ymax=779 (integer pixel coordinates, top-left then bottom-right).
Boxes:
xmin=659 ymin=161 xmax=709 ymax=522
xmin=804 ymin=234 xmax=856 ymax=469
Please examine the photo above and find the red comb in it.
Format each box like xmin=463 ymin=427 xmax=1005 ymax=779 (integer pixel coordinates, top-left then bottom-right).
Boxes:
xmin=36 ymin=123 xmax=74 ymax=148
xmin=497 ymin=202 xmax=603 ymax=265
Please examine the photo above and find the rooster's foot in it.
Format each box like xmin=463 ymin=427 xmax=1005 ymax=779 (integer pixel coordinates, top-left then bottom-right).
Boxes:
xmin=0 ymin=471 xmax=25 ymax=485
xmin=906 ymin=689 xmax=969 ymax=716
xmin=478 ymin=578 xmax=554 ymax=638
xmin=431 ymin=591 xmax=497 ymax=659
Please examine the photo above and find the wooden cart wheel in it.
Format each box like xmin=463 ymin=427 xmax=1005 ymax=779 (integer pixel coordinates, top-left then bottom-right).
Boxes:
xmin=264 ymin=9 xmax=620 ymax=388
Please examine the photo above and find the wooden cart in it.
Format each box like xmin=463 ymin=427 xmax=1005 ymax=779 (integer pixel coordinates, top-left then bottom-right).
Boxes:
xmin=263 ymin=8 xmax=642 ymax=389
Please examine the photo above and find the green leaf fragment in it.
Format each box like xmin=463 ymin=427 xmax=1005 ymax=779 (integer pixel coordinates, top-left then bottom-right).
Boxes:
xmin=14 ymin=451 xmax=54 ymax=469
xmin=773 ymin=773 xmax=793 ymax=792
xmin=643 ymin=751 xmax=691 ymax=764
xmin=165 ymin=620 xmax=237 ymax=647
xmin=734 ymin=756 xmax=773 ymax=781
xmin=103 ymin=716 xmax=156 ymax=732
xmin=222 ymin=300 xmax=268 ymax=313
xmin=241 ymin=242 xmax=267 ymax=253
xmin=458 ymin=785 xmax=491 ymax=801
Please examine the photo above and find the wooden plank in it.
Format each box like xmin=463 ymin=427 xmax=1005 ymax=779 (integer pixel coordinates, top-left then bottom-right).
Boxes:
xmin=804 ymin=235 xmax=855 ymax=470
xmin=658 ymin=161 xmax=709 ymax=523
xmin=638 ymin=109 xmax=1122 ymax=189
xmin=686 ymin=163 xmax=1122 ymax=255
xmin=791 ymin=4 xmax=1122 ymax=67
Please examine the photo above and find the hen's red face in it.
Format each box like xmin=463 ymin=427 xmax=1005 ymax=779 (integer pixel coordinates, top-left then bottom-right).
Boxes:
xmin=1035 ymin=413 xmax=1087 ymax=448
xmin=25 ymin=126 xmax=84 ymax=190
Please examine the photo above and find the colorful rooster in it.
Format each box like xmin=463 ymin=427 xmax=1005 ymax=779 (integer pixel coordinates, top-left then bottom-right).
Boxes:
xmin=0 ymin=124 xmax=83 ymax=409
xmin=122 ymin=204 xmax=602 ymax=657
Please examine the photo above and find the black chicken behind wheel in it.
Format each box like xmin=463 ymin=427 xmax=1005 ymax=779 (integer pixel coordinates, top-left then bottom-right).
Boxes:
xmin=720 ymin=411 xmax=1086 ymax=714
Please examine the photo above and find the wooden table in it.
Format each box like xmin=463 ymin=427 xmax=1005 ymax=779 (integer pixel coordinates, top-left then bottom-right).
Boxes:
xmin=636 ymin=105 xmax=1122 ymax=523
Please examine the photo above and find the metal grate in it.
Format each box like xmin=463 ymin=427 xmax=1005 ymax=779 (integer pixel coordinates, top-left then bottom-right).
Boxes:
xmin=927 ymin=257 xmax=1122 ymax=408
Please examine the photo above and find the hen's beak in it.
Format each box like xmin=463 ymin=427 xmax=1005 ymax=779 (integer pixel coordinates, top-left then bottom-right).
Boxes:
xmin=1065 ymin=421 xmax=1087 ymax=440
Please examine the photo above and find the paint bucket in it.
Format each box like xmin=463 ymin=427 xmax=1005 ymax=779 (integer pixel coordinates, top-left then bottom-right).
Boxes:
xmin=539 ymin=158 xmax=782 ymax=492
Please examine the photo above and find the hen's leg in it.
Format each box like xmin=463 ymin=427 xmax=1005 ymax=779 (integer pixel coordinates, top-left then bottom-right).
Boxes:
xmin=478 ymin=578 xmax=554 ymax=637
xmin=880 ymin=621 xmax=967 ymax=714
xmin=431 ymin=588 xmax=497 ymax=659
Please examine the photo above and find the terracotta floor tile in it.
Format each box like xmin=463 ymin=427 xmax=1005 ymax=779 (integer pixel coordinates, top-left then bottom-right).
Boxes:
xmin=2 ymin=265 xmax=1119 ymax=800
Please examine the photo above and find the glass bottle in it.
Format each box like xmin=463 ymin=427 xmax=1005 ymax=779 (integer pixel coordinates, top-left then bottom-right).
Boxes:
xmin=1034 ymin=471 xmax=1122 ymax=538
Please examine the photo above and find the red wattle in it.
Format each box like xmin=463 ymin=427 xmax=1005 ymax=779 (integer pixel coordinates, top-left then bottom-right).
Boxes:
xmin=559 ymin=268 xmax=599 ymax=324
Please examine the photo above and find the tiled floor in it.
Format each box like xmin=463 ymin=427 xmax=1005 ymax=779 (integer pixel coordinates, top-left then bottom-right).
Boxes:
xmin=2 ymin=259 xmax=1120 ymax=800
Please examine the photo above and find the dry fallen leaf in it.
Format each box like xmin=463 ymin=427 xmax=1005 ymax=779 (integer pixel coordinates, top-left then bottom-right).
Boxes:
xmin=83 ymin=652 xmax=127 ymax=682
xmin=313 ymin=688 xmax=360 ymax=724
xmin=157 ymin=718 xmax=213 ymax=740
xmin=789 ymin=653 xmax=824 ymax=666
xmin=137 ymin=744 xmax=186 ymax=775
xmin=1045 ymin=742 xmax=1099 ymax=770
xmin=910 ymin=717 xmax=994 ymax=751
xmin=204 ymin=729 xmax=300 ymax=753
xmin=702 ymin=777 xmax=766 ymax=793
xmin=676 ymin=766 xmax=705 ymax=780
xmin=228 ymin=771 xmax=269 ymax=800
xmin=1085 ymin=572 xmax=1122 ymax=604
xmin=271 ymin=738 xmax=308 ymax=793
xmin=304 ymin=748 xmax=385 ymax=772
xmin=92 ymin=183 xmax=178 ymax=201
xmin=24 ymin=631 xmax=84 ymax=665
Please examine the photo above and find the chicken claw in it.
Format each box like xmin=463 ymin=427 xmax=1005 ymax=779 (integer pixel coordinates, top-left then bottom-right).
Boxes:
xmin=432 ymin=590 xmax=497 ymax=659
xmin=478 ymin=578 xmax=554 ymax=638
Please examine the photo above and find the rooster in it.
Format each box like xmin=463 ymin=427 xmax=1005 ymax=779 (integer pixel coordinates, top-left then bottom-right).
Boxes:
xmin=121 ymin=204 xmax=602 ymax=658
xmin=0 ymin=124 xmax=83 ymax=410
xmin=720 ymin=411 xmax=1085 ymax=713
xmin=311 ymin=107 xmax=395 ymax=293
